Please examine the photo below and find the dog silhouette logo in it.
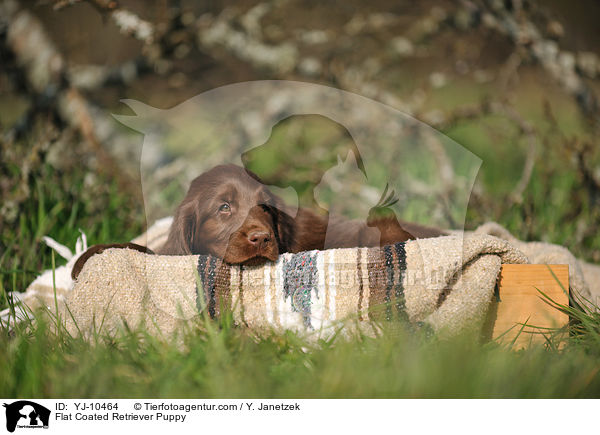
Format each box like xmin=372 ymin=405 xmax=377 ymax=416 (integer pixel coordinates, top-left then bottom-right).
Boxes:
xmin=3 ymin=401 xmax=50 ymax=432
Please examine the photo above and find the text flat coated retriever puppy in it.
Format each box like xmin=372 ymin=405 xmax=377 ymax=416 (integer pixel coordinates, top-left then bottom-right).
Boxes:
xmin=72 ymin=164 xmax=444 ymax=279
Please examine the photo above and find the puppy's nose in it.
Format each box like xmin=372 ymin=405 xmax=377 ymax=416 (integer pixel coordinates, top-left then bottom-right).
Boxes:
xmin=248 ymin=231 xmax=271 ymax=247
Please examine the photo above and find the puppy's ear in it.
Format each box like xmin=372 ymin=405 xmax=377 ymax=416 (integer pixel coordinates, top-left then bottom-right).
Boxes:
xmin=159 ymin=200 xmax=200 ymax=255
xmin=270 ymin=201 xmax=295 ymax=254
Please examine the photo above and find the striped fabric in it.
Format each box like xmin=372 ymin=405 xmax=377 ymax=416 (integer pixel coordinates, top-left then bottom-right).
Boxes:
xmin=195 ymin=246 xmax=408 ymax=331
xmin=9 ymin=220 xmax=600 ymax=337
xmin=63 ymin=233 xmax=539 ymax=339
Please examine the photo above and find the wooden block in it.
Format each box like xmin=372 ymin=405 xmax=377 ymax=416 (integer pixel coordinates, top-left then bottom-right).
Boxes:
xmin=488 ymin=264 xmax=569 ymax=348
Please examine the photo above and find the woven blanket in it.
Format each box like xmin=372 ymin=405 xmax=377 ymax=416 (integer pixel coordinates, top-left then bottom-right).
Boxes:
xmin=64 ymin=234 xmax=529 ymax=339
xmin=3 ymin=219 xmax=600 ymax=339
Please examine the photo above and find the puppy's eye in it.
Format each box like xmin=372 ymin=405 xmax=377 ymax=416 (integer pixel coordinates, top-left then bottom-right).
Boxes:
xmin=218 ymin=203 xmax=231 ymax=214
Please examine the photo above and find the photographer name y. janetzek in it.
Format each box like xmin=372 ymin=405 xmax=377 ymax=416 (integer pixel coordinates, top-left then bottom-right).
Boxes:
xmin=257 ymin=403 xmax=300 ymax=411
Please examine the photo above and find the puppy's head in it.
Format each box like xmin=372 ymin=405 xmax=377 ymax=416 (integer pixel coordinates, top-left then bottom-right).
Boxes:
xmin=160 ymin=164 xmax=294 ymax=265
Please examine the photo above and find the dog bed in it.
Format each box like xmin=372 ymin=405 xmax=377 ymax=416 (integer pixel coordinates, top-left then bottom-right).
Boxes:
xmin=3 ymin=219 xmax=599 ymax=339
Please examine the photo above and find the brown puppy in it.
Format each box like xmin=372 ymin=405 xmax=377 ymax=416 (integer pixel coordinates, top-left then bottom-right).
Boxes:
xmin=159 ymin=164 xmax=295 ymax=264
xmin=72 ymin=164 xmax=444 ymax=279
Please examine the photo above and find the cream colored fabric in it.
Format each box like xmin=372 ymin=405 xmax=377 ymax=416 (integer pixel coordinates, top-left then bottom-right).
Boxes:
xmin=62 ymin=233 xmax=529 ymax=339
xmin=474 ymin=222 xmax=597 ymax=306
xmin=65 ymin=250 xmax=199 ymax=338
xmin=3 ymin=219 xmax=599 ymax=339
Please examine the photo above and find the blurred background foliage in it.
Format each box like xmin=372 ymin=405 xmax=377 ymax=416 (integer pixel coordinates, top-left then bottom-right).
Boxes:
xmin=1 ymin=0 xmax=600 ymax=297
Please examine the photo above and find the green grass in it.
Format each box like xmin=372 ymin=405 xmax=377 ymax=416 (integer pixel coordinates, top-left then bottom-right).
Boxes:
xmin=3 ymin=167 xmax=599 ymax=399
xmin=0 ymin=163 xmax=145 ymax=297
xmin=1 ymin=169 xmax=600 ymax=398
xmin=2 ymin=297 xmax=600 ymax=398
xmin=2 ymin=86 xmax=600 ymax=398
